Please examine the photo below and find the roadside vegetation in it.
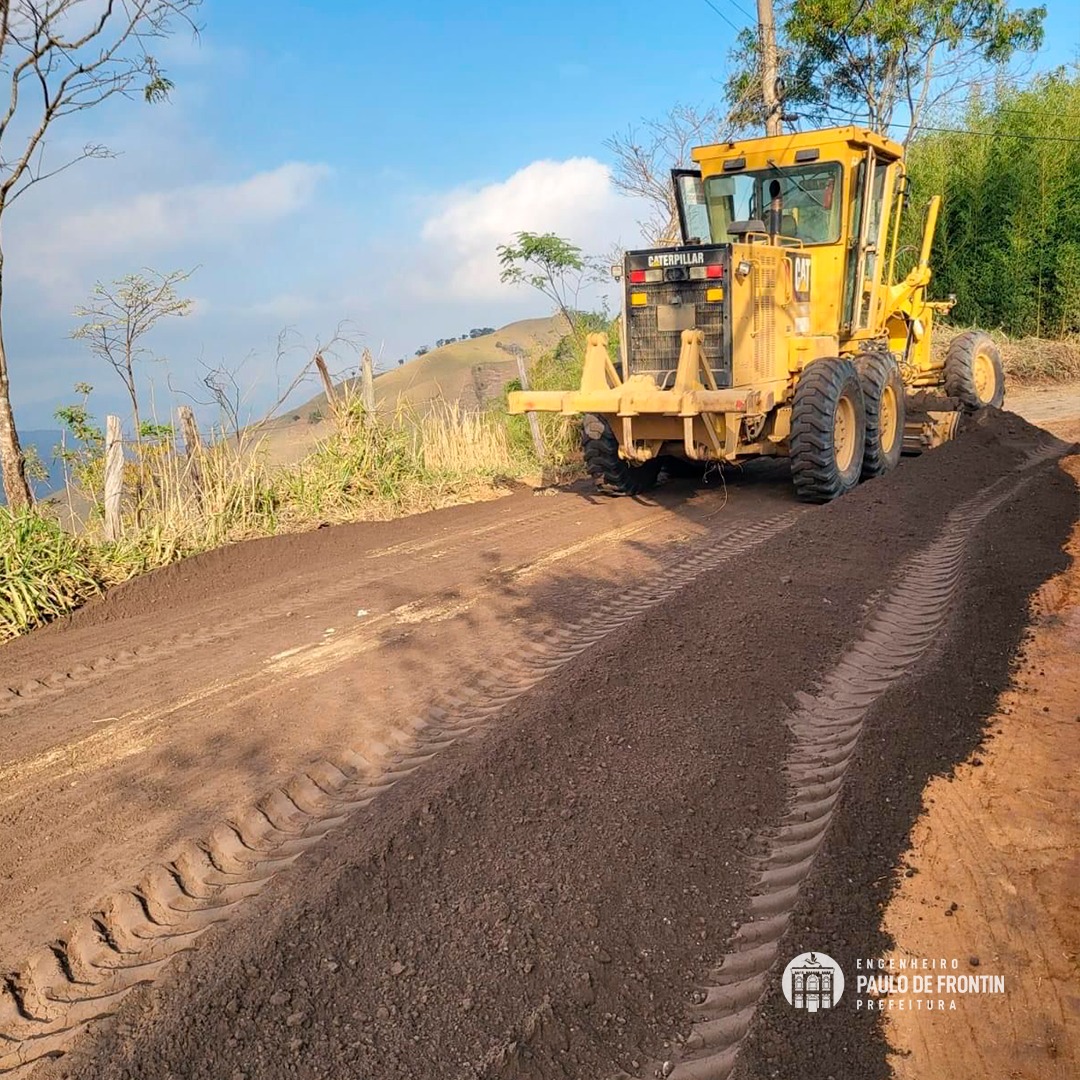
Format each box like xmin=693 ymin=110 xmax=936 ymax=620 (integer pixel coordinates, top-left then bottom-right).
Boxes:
xmin=1 ymin=383 xmax=531 ymax=642
xmin=906 ymin=69 xmax=1080 ymax=341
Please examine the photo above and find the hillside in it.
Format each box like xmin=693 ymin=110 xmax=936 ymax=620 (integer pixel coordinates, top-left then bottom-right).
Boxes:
xmin=259 ymin=315 xmax=567 ymax=466
xmin=371 ymin=315 xmax=567 ymax=411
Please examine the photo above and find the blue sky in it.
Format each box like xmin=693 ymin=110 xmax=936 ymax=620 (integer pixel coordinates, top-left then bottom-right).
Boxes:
xmin=6 ymin=0 xmax=1079 ymax=431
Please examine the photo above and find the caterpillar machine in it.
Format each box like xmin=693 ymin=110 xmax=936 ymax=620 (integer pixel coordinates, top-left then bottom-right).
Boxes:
xmin=508 ymin=126 xmax=1005 ymax=501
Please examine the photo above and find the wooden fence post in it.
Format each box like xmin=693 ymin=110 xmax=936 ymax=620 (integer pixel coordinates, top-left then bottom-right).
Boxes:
xmin=177 ymin=405 xmax=204 ymax=505
xmin=361 ymin=348 xmax=376 ymax=413
xmin=313 ymin=351 xmax=339 ymax=422
xmin=104 ymin=415 xmax=124 ymax=541
xmin=514 ymin=354 xmax=546 ymax=461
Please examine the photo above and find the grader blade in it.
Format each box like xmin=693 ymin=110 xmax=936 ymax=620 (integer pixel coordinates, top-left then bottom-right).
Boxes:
xmin=902 ymin=410 xmax=962 ymax=455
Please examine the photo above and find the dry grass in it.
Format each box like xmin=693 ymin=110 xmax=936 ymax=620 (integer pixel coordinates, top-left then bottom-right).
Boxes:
xmin=933 ymin=324 xmax=1080 ymax=384
xmin=0 ymin=396 xmax=532 ymax=641
xmin=421 ymin=400 xmax=519 ymax=475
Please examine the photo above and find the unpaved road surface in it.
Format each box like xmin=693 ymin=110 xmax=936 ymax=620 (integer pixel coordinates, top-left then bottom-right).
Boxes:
xmin=884 ymin=459 xmax=1080 ymax=1080
xmin=0 ymin=408 xmax=1075 ymax=1080
xmin=0 ymin=471 xmax=791 ymax=971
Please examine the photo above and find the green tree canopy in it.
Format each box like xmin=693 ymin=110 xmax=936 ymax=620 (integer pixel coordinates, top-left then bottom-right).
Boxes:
xmin=906 ymin=68 xmax=1080 ymax=336
xmin=497 ymin=232 xmax=604 ymax=332
xmin=727 ymin=0 xmax=1045 ymax=141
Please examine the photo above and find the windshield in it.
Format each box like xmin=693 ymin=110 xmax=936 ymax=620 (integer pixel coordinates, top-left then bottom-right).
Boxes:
xmin=702 ymin=162 xmax=842 ymax=245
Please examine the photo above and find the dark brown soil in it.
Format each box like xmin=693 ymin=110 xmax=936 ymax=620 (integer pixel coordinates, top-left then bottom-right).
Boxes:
xmin=40 ymin=412 xmax=1077 ymax=1080
xmin=731 ymin=444 xmax=1078 ymax=1079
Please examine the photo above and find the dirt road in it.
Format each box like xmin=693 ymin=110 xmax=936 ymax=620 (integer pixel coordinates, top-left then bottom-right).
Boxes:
xmin=0 ymin=470 xmax=794 ymax=996
xmin=1 ymin=408 xmax=1075 ymax=1079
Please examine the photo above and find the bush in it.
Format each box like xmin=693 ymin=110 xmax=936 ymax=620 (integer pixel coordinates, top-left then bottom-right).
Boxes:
xmin=500 ymin=314 xmax=620 ymax=468
xmin=0 ymin=509 xmax=107 ymax=640
xmin=907 ymin=69 xmax=1080 ymax=339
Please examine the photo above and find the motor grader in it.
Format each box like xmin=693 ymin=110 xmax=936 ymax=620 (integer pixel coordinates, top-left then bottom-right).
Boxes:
xmin=508 ymin=125 xmax=1005 ymax=502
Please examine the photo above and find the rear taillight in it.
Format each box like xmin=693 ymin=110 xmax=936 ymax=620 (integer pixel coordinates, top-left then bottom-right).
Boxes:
xmin=629 ymin=269 xmax=646 ymax=284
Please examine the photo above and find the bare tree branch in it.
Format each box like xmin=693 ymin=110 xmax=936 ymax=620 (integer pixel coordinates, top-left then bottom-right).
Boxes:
xmin=605 ymin=104 xmax=740 ymax=245
xmin=0 ymin=0 xmax=202 ymax=509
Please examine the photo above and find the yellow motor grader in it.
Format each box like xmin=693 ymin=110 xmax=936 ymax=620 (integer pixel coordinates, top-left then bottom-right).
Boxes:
xmin=508 ymin=125 xmax=1005 ymax=502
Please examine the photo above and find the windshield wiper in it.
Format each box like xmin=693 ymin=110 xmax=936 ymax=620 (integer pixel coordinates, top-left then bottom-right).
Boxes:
xmin=766 ymin=159 xmax=825 ymax=208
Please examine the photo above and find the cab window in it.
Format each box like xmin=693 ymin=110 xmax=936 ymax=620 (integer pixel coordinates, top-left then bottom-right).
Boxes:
xmin=703 ymin=163 xmax=842 ymax=245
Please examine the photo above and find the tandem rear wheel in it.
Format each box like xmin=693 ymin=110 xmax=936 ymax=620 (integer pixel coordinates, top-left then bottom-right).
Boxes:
xmin=855 ymin=352 xmax=905 ymax=478
xmin=790 ymin=358 xmax=868 ymax=503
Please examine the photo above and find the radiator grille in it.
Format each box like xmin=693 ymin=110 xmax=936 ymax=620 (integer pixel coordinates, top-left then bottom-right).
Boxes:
xmin=626 ymin=282 xmax=728 ymax=385
xmin=753 ymin=259 xmax=778 ymax=379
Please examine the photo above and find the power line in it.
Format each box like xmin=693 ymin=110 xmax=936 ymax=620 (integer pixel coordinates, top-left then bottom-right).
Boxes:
xmin=728 ymin=0 xmax=756 ymax=20
xmin=813 ymin=111 xmax=1080 ymax=145
xmin=700 ymin=0 xmax=745 ymax=35
xmin=914 ymin=124 xmax=1080 ymax=145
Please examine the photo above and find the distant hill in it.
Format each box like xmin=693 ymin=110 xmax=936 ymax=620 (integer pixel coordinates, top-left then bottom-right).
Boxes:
xmin=371 ymin=316 xmax=568 ymax=411
xmin=259 ymin=315 xmax=567 ymax=466
xmin=288 ymin=315 xmax=566 ymax=421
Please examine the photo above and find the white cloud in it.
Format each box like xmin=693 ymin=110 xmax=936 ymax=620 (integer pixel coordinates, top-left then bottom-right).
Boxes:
xmin=417 ymin=157 xmax=643 ymax=300
xmin=14 ymin=162 xmax=331 ymax=289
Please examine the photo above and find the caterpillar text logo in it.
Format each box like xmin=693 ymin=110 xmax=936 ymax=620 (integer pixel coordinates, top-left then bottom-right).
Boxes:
xmin=647 ymin=251 xmax=706 ymax=268
xmin=789 ymin=252 xmax=812 ymax=303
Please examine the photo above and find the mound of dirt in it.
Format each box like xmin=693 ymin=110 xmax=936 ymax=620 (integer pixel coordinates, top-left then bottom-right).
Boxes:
xmin=43 ymin=410 xmax=1077 ymax=1080
xmin=731 ymin=431 xmax=1077 ymax=1080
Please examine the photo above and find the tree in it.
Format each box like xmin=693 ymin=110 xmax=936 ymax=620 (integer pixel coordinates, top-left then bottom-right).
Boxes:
xmin=605 ymin=105 xmax=735 ymax=245
xmin=0 ymin=0 xmax=201 ymax=510
xmin=72 ymin=269 xmax=194 ymax=438
xmin=726 ymin=0 xmax=1045 ymax=142
xmin=497 ymin=232 xmax=603 ymax=332
xmin=907 ymin=68 xmax=1080 ymax=336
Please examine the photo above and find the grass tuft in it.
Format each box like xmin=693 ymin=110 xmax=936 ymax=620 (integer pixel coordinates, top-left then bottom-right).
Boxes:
xmin=0 ymin=509 xmax=107 ymax=641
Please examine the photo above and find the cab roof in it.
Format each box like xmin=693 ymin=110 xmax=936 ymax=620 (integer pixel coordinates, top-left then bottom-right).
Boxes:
xmin=691 ymin=125 xmax=905 ymax=173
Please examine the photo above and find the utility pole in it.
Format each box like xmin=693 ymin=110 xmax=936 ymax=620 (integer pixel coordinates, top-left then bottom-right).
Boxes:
xmin=756 ymin=0 xmax=783 ymax=136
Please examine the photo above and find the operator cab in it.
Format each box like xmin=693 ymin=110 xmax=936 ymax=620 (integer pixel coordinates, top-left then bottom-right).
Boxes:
xmin=674 ymin=161 xmax=842 ymax=247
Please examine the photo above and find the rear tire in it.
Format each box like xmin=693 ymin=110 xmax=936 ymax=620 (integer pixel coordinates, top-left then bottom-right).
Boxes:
xmin=790 ymin=359 xmax=866 ymax=503
xmin=856 ymin=352 xmax=905 ymax=479
xmin=581 ymin=414 xmax=660 ymax=496
xmin=944 ymin=330 xmax=1005 ymax=411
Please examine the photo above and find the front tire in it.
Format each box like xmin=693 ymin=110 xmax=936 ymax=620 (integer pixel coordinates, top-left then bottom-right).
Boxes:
xmin=856 ymin=352 xmax=905 ymax=479
xmin=581 ymin=414 xmax=660 ymax=496
xmin=944 ymin=330 xmax=1005 ymax=411
xmin=791 ymin=359 xmax=867 ymax=503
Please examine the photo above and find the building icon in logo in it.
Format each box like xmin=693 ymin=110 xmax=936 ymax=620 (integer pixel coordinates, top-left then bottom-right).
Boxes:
xmin=782 ymin=951 xmax=845 ymax=1012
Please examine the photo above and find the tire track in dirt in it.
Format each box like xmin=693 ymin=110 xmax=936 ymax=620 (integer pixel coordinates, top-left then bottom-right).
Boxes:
xmin=0 ymin=497 xmax=602 ymax=718
xmin=655 ymin=439 xmax=1064 ymax=1080
xmin=0 ymin=512 xmax=802 ymax=1076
